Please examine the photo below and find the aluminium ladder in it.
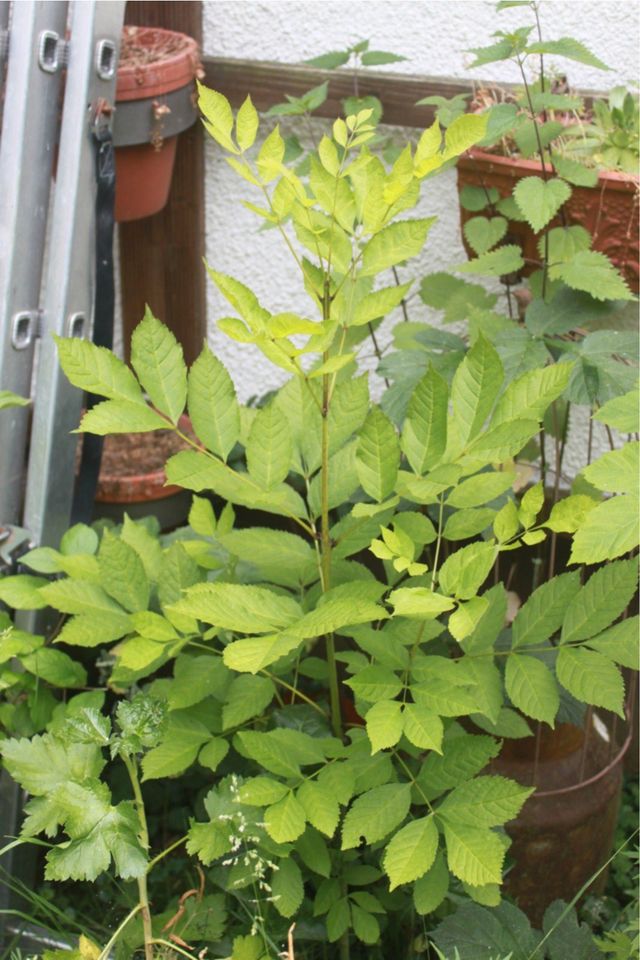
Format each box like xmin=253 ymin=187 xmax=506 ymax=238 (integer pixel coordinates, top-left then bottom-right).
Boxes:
xmin=0 ymin=2 xmax=125 ymax=947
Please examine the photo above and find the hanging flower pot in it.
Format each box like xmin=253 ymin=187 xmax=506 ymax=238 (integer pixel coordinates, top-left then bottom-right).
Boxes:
xmin=113 ymin=26 xmax=201 ymax=222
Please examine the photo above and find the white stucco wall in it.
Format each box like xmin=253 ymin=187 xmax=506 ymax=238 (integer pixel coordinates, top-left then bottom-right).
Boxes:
xmin=200 ymin=0 xmax=639 ymax=473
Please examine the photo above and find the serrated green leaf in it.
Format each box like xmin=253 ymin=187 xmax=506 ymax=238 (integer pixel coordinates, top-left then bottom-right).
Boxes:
xmin=464 ymin=216 xmax=508 ymax=255
xmin=297 ymin=780 xmax=340 ymax=838
xmin=21 ymin=648 xmax=87 ymax=688
xmin=346 ymin=666 xmax=403 ymax=703
xmin=169 ymin=654 xmax=230 ymax=710
xmin=584 ymin=443 xmax=639 ymax=495
xmin=0 ymin=574 xmax=48 ymax=610
xmin=439 ymin=542 xmax=497 ymax=600
xmin=512 ymin=571 xmax=581 ymax=648
xmin=413 ymin=851 xmax=449 ymax=915
xmin=264 ymin=792 xmax=306 ymax=843
xmin=141 ymin=713 xmax=211 ymax=780
xmin=403 ymin=703 xmax=443 ymax=752
xmin=271 ymin=856 xmax=304 ymax=917
xmin=77 ymin=399 xmax=169 ymax=435
xmin=552 ymin=155 xmax=599 ymax=187
xmin=456 ymin=244 xmax=524 ymax=277
xmin=556 ymin=646 xmax=625 ymax=717
xmin=594 ymin=389 xmax=639 ymax=433
xmin=505 ymin=653 xmax=559 ymax=725
xmin=172 ymin=581 xmax=301 ymax=634
xmin=342 ymin=783 xmax=411 ymax=849
xmin=383 ymin=816 xmax=438 ymax=890
xmin=466 ymin=418 xmax=540 ymax=462
xmin=98 ymin=531 xmax=149 ymax=613
xmin=561 ymin=558 xmax=638 ymax=643
xmin=569 ymin=495 xmax=640 ymax=564
xmin=513 ymin=177 xmax=571 ymax=233
xmin=416 ymin=734 xmax=501 ymax=801
xmin=444 ymin=508 xmax=496 ymax=541
xmin=365 ymin=699 xmax=404 ymax=753
xmin=130 ymin=310 xmax=187 ymax=424
xmin=586 ymin=616 xmax=639 ymax=670
xmin=360 ymin=219 xmax=435 ymax=276
xmin=401 ymin=365 xmax=448 ymax=474
xmin=246 ymin=402 xmax=293 ymax=489
xmin=0 ymin=734 xmax=104 ymax=795
xmin=553 ymin=250 xmax=634 ymax=301
xmin=236 ymin=94 xmax=259 ymax=151
xmin=222 ymin=675 xmax=274 ymax=729
xmin=198 ymin=84 xmax=237 ymax=152
xmin=491 ymin=364 xmax=572 ymax=427
xmin=451 ymin=334 xmax=503 ymax=447
xmin=352 ymin=283 xmax=413 ymax=326
xmin=438 ymin=775 xmax=532 ymax=827
xmin=54 ymin=336 xmax=143 ymax=403
xmin=198 ymin=738 xmax=229 ymax=772
xmin=356 ymin=407 xmax=400 ymax=501
xmin=238 ymin=777 xmax=288 ymax=807
xmin=545 ymin=494 xmax=599 ymax=533
xmin=443 ymin=821 xmax=505 ymax=886
xmin=446 ymin=471 xmax=515 ymax=509
xmin=526 ymin=37 xmax=610 ymax=71
xmin=187 ymin=346 xmax=240 ymax=461
xmin=39 ymin=579 xmax=125 ymax=616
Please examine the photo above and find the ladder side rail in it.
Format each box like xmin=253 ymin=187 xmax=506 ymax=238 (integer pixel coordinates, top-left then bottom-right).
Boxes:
xmin=23 ymin=0 xmax=125 ymax=551
xmin=0 ymin=1 xmax=69 ymax=525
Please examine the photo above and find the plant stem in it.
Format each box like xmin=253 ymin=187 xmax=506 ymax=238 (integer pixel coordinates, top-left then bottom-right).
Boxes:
xmin=146 ymin=834 xmax=188 ymax=873
xmin=123 ymin=755 xmax=154 ymax=960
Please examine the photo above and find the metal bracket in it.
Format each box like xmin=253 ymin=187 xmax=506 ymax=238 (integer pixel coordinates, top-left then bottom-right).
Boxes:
xmin=11 ymin=310 xmax=41 ymax=350
xmin=38 ymin=29 xmax=63 ymax=73
xmin=0 ymin=525 xmax=33 ymax=574
xmin=95 ymin=37 xmax=116 ymax=79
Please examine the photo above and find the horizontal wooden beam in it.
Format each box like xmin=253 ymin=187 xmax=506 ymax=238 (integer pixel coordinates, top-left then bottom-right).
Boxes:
xmin=202 ymin=56 xmax=475 ymax=128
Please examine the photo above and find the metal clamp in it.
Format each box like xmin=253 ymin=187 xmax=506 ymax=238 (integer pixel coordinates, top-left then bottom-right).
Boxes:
xmin=11 ymin=311 xmax=40 ymax=350
xmin=0 ymin=525 xmax=33 ymax=574
xmin=95 ymin=38 xmax=117 ymax=80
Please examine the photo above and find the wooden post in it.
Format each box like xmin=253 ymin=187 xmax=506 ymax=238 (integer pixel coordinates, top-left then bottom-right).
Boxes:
xmin=119 ymin=1 xmax=205 ymax=365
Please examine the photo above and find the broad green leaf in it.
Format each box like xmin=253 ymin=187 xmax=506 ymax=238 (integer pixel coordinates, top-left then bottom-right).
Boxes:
xmin=555 ymin=647 xmax=624 ymax=717
xmin=297 ymin=780 xmax=340 ymax=838
xmin=326 ymin=898 xmax=351 ymax=943
xmin=208 ymin=270 xmax=269 ymax=331
xmin=561 ymin=558 xmax=638 ymax=643
xmin=360 ymin=219 xmax=435 ymax=277
xmin=246 ymin=402 xmax=292 ymax=489
xmin=361 ymin=50 xmax=407 ymax=66
xmin=446 ymin=471 xmax=515 ymax=509
xmin=21 ymin=648 xmax=87 ymax=688
xmin=505 ymin=654 xmax=559 ymax=725
xmin=552 ymin=155 xmax=599 ymax=187
xmin=0 ymin=734 xmax=104 ymax=795
xmin=39 ymin=579 xmax=125 ymax=616
xmin=420 ymin=272 xmax=497 ymax=324
xmin=169 ymin=654 xmax=230 ymax=710
xmin=416 ymin=735 xmax=501 ymax=801
xmin=77 ymin=400 xmax=168 ymax=435
xmin=0 ymin=574 xmax=48 ymax=609
xmin=165 ymin=450 xmax=307 ymax=518
xmin=491 ymin=364 xmax=572 ymax=427
xmin=271 ymin=856 xmax=304 ymax=917
xmin=545 ymin=494 xmax=599 ymax=533
xmin=342 ymin=783 xmax=411 ymax=849
xmin=538 ymin=225 xmax=591 ymax=264
xmin=403 ymin=704 xmax=443 ymax=752
xmin=553 ymin=251 xmax=634 ymax=301
xmin=443 ymin=821 xmax=505 ymax=886
xmin=130 ymin=310 xmax=187 ymax=424
xmin=569 ymin=496 xmax=640 ymax=564
xmin=442 ymin=113 xmax=488 ymax=160
xmin=257 ymin=126 xmax=286 ymax=181
xmin=264 ymin=792 xmax=306 ymax=843
xmin=172 ymin=581 xmax=301 ymax=634
xmin=141 ymin=713 xmax=211 ymax=780
xmin=198 ymin=83 xmax=237 ymax=152
xmin=222 ymin=675 xmax=274 ymax=729
xmin=353 ymin=283 xmax=413 ymax=326
xmin=451 ymin=334 xmax=503 ymax=446
xmin=187 ymin=347 xmax=240 ymax=461
xmin=439 ymin=542 xmax=497 ymax=600
xmin=583 ymin=443 xmax=639 ymax=495
xmin=98 ymin=531 xmax=149 ymax=613
xmin=198 ymin=738 xmax=229 ymax=772
xmin=466 ymin=418 xmax=540 ymax=462
xmin=54 ymin=336 xmax=142 ymax=403
xmin=463 ymin=216 xmax=508 ymax=255
xmin=220 ymin=528 xmax=316 ymax=589
xmin=431 ymin=901 xmax=538 ymax=960
xmin=222 ymin=632 xmax=302 ymax=674
xmin=238 ymin=777 xmax=288 ymax=806
xmin=236 ymin=94 xmax=259 ymax=151
xmin=526 ymin=38 xmax=610 ymax=71
xmin=512 ymin=571 xmax=581 ymax=648
xmin=236 ymin=728 xmax=324 ymax=776
xmin=401 ymin=365 xmax=448 ymax=474
xmin=356 ymin=408 xmax=400 ymax=501
xmin=444 ymin=508 xmax=496 ymax=541
xmin=463 ymin=584 xmax=507 ymax=653
xmin=587 ymin=617 xmax=639 ymax=670
xmin=455 ymin=245 xmax=524 ymax=277
xmin=389 ymin=588 xmax=455 ymax=619
xmin=346 ymin=666 xmax=403 ymax=703
xmin=121 ymin=516 xmax=163 ymax=582
xmin=413 ymin=851 xmax=449 ymax=915
xmin=383 ymin=816 xmax=438 ymax=890
xmin=438 ymin=775 xmax=532 ymax=827
xmin=513 ymin=177 xmax=571 ymax=233
xmin=594 ymin=389 xmax=639 ymax=433
xmin=365 ymin=700 xmax=404 ymax=753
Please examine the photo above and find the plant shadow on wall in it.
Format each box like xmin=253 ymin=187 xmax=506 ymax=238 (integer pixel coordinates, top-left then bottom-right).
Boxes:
xmin=0 ymin=19 xmax=638 ymax=960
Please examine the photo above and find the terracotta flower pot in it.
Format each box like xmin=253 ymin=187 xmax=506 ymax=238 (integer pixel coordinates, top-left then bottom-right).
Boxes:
xmin=489 ymin=716 xmax=631 ymax=925
xmin=114 ymin=26 xmax=200 ymax=222
xmin=94 ymin=415 xmax=194 ymax=529
xmin=457 ymin=148 xmax=639 ymax=293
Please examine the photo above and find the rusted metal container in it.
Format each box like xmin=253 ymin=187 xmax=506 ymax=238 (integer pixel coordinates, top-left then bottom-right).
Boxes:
xmin=490 ymin=715 xmax=630 ymax=926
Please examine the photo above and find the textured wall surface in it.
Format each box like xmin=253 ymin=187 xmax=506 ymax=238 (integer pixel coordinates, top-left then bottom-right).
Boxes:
xmin=197 ymin=0 xmax=638 ymax=474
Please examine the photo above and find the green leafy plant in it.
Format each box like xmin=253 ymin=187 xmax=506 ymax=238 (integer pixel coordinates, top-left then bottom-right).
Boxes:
xmin=0 ymin=83 xmax=637 ymax=960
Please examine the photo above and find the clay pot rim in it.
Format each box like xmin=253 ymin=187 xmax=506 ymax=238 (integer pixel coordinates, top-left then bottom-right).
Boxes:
xmin=116 ymin=26 xmax=200 ymax=102
xmin=459 ymin=147 xmax=639 ymax=191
